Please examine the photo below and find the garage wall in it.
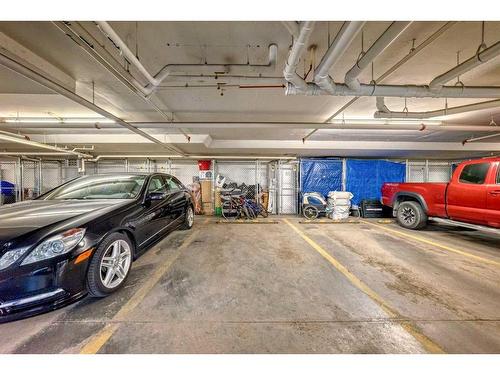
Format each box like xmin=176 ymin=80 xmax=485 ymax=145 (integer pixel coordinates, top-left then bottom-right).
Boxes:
xmin=0 ymin=157 xmax=459 ymax=210
xmin=406 ymin=161 xmax=454 ymax=182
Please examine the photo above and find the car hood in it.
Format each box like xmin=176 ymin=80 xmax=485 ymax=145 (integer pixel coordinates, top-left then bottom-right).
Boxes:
xmin=0 ymin=199 xmax=130 ymax=243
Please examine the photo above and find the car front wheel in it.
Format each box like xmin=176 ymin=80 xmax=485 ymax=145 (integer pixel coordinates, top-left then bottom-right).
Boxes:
xmin=180 ymin=205 xmax=194 ymax=230
xmin=86 ymin=233 xmax=133 ymax=297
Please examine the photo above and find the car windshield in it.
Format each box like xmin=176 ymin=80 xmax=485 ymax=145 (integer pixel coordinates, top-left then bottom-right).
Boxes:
xmin=40 ymin=175 xmax=147 ymax=200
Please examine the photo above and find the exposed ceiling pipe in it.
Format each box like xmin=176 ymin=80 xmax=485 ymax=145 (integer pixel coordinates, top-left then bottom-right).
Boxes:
xmin=286 ymin=82 xmax=500 ymax=98
xmin=375 ymin=97 xmax=500 ymax=119
xmin=147 ymin=44 xmax=278 ymax=94
xmin=301 ymin=22 xmax=457 ymax=141
xmin=344 ymin=22 xmax=411 ymax=91
xmin=0 ymin=49 xmax=186 ymax=156
xmin=91 ymin=154 xmax=296 ymax=161
xmin=53 ymin=21 xmax=190 ymax=141
xmin=314 ymin=21 xmax=365 ymax=93
xmin=153 ymin=75 xmax=285 ymax=86
xmin=430 ymin=40 xmax=500 ymax=91
xmin=282 ymin=21 xmax=300 ymax=39
xmin=4 ymin=121 xmax=500 ymax=132
xmin=463 ymin=132 xmax=500 ymax=144
xmin=283 ymin=21 xmax=316 ymax=91
xmin=95 ymin=21 xmax=278 ymax=96
xmin=0 ymin=132 xmax=92 ymax=158
xmin=0 ymin=152 xmax=78 ymax=156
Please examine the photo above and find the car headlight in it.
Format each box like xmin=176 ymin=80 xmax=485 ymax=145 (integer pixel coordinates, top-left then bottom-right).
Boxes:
xmin=21 ymin=228 xmax=86 ymax=266
xmin=0 ymin=247 xmax=29 ymax=270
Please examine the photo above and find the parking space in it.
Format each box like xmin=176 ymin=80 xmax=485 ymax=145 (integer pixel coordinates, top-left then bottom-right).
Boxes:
xmin=2 ymin=217 xmax=498 ymax=354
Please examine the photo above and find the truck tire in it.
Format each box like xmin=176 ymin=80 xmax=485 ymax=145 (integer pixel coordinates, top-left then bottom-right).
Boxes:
xmin=396 ymin=201 xmax=427 ymax=230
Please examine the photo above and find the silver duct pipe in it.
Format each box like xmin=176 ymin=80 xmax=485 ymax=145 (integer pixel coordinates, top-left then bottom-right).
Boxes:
xmin=344 ymin=22 xmax=411 ymax=91
xmin=314 ymin=21 xmax=365 ymax=93
xmin=0 ymin=50 xmax=185 ymax=155
xmin=283 ymin=21 xmax=316 ymax=91
xmin=430 ymin=40 xmax=500 ymax=90
xmin=286 ymin=81 xmax=500 ymax=98
xmin=374 ymin=97 xmax=500 ymax=119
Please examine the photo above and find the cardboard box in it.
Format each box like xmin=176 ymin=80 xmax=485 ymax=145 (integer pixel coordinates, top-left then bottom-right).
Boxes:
xmin=201 ymin=180 xmax=213 ymax=202
xmin=202 ymin=202 xmax=213 ymax=215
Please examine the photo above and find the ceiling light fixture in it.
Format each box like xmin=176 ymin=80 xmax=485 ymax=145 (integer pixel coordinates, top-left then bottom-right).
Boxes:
xmin=3 ymin=118 xmax=115 ymax=124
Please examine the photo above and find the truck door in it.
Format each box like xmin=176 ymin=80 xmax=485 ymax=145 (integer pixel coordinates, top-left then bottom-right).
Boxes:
xmin=485 ymin=162 xmax=500 ymax=227
xmin=446 ymin=161 xmax=490 ymax=225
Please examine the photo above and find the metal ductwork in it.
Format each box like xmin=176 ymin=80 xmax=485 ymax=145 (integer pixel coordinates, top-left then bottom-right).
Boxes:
xmin=374 ymin=96 xmax=500 ymax=119
xmin=344 ymin=22 xmax=411 ymax=91
xmin=429 ymin=40 xmax=500 ymax=90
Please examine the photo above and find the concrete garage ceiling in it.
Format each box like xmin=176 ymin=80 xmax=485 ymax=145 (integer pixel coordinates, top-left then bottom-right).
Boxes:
xmin=0 ymin=21 xmax=500 ymax=158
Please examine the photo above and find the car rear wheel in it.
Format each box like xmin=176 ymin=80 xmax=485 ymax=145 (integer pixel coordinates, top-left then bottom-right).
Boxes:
xmin=396 ymin=201 xmax=427 ymax=230
xmin=86 ymin=233 xmax=133 ymax=297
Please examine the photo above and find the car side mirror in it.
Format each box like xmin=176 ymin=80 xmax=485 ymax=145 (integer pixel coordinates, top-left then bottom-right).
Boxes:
xmin=146 ymin=192 xmax=167 ymax=202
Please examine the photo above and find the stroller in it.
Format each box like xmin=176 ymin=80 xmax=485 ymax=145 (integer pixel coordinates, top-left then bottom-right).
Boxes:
xmin=301 ymin=192 xmax=331 ymax=220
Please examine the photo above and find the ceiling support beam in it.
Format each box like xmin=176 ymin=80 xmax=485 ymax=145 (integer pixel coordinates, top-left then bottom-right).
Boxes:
xmin=0 ymin=49 xmax=186 ymax=155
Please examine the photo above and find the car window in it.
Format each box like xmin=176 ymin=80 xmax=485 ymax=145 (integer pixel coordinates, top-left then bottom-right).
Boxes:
xmin=165 ymin=176 xmax=182 ymax=191
xmin=147 ymin=176 xmax=168 ymax=194
xmin=497 ymin=166 xmax=500 ymax=184
xmin=459 ymin=163 xmax=490 ymax=184
xmin=41 ymin=175 xmax=146 ymax=200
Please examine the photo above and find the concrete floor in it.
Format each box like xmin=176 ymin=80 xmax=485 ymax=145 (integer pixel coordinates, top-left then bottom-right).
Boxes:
xmin=1 ymin=216 xmax=499 ymax=354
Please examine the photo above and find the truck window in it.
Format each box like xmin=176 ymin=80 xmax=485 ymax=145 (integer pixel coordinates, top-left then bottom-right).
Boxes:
xmin=459 ymin=163 xmax=490 ymax=184
xmin=497 ymin=166 xmax=500 ymax=184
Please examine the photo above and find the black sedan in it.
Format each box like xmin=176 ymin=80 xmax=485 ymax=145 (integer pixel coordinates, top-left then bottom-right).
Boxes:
xmin=0 ymin=173 xmax=194 ymax=322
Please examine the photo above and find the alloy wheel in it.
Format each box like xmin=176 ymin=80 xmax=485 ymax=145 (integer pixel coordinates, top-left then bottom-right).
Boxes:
xmin=187 ymin=206 xmax=194 ymax=227
xmin=401 ymin=207 xmax=416 ymax=225
xmin=100 ymin=239 xmax=132 ymax=289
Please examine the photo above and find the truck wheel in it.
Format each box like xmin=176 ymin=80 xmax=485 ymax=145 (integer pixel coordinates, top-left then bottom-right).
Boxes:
xmin=396 ymin=201 xmax=427 ymax=230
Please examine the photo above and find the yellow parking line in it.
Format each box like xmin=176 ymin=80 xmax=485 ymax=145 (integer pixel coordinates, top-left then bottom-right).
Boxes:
xmin=362 ymin=220 xmax=500 ymax=268
xmin=283 ymin=218 xmax=444 ymax=354
xmin=79 ymin=229 xmax=200 ymax=354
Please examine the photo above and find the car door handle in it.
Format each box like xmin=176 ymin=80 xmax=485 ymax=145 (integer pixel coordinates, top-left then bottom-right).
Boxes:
xmin=489 ymin=190 xmax=500 ymax=196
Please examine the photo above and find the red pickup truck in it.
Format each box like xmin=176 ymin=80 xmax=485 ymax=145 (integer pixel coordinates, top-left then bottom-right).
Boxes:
xmin=382 ymin=157 xmax=500 ymax=231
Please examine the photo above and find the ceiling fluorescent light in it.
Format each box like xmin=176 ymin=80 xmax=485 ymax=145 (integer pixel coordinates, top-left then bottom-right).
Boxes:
xmin=3 ymin=118 xmax=115 ymax=124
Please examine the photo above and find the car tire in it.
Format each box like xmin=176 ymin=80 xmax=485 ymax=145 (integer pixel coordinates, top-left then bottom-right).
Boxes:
xmin=180 ymin=204 xmax=194 ymax=230
xmin=396 ymin=201 xmax=427 ymax=230
xmin=86 ymin=233 xmax=133 ymax=298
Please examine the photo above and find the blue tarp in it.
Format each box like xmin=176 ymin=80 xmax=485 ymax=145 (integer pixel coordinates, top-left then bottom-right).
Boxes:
xmin=0 ymin=181 xmax=15 ymax=197
xmin=300 ymin=159 xmax=343 ymax=197
xmin=346 ymin=159 xmax=406 ymax=205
